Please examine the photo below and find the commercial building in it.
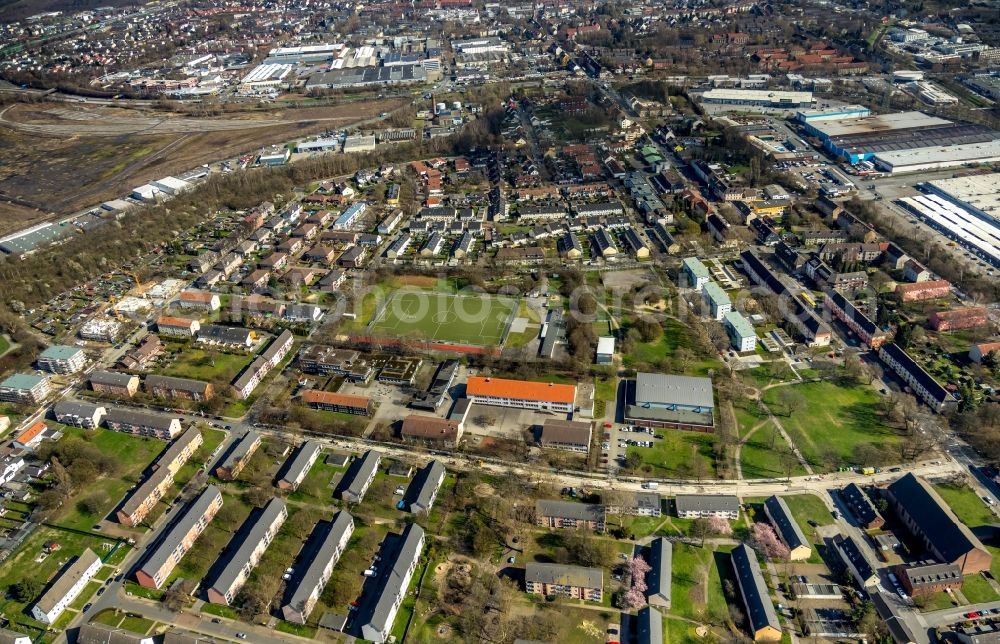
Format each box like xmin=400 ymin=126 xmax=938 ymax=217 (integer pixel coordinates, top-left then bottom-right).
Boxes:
xmin=824 ymin=290 xmax=890 ymax=348
xmin=207 ymin=498 xmax=288 ymax=605
xmin=306 ymin=64 xmax=428 ymax=91
xmin=0 ymin=373 xmax=50 ymax=405
xmin=731 ymin=543 xmax=782 ymax=642
xmin=724 ymin=311 xmax=757 ymax=352
xmin=524 ymin=563 xmax=603 ymax=602
xmin=895 ymin=561 xmax=962 ymax=597
xmin=238 ymin=63 xmax=291 ymax=92
xmin=90 ymin=370 xmax=139 ymax=397
xmin=400 ymin=415 xmax=462 ymax=446
xmin=281 ymin=511 xmax=355 ymax=624
xmin=763 ymin=496 xmax=811 ymax=561
xmin=702 ymin=282 xmax=731 ymax=321
xmin=625 ymin=372 xmax=715 ymax=431
xmin=539 ymin=419 xmax=592 ymax=452
xmin=145 ymin=375 xmax=213 ymax=401
xmin=897 ymin=191 xmax=1000 ymax=268
xmin=405 ymin=460 xmax=446 ymax=514
xmin=135 ymin=485 xmax=223 ymax=589
xmin=681 ymin=257 xmax=711 ymax=289
xmin=52 ymin=400 xmax=106 ymax=428
xmin=215 ymin=431 xmax=262 ymax=481
xmin=834 ymin=534 xmax=878 ymax=589
xmin=675 ymin=494 xmax=739 ymax=520
xmin=339 ymin=450 xmax=381 ymax=503
xmin=535 ymin=499 xmax=606 ymax=532
xmin=878 ymin=343 xmax=956 ymax=413
xmin=874 ymin=140 xmax=1000 ymax=175
xmin=36 ymin=345 xmax=87 ymax=374
xmin=796 ymin=105 xmax=871 ymax=122
xmin=839 ymin=483 xmax=884 ymax=529
xmin=886 ymin=473 xmax=992 ymax=575
xmin=276 ymin=441 xmax=322 ymax=491
xmin=701 ymin=88 xmax=814 ymax=108
xmin=302 ymin=390 xmax=374 ymax=416
xmin=31 ymin=548 xmax=102 ymax=625
xmin=358 ymin=523 xmax=425 ymax=644
xmin=104 ymin=408 xmax=182 ymax=439
xmin=466 ymin=376 xmax=577 ymax=413
xmin=645 ymin=537 xmax=672 ymax=607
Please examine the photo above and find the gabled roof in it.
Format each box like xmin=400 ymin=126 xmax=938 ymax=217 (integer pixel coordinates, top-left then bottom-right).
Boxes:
xmin=887 ymin=473 xmax=988 ymax=565
xmin=525 ymin=562 xmax=602 ymax=589
xmin=646 ymin=537 xmax=672 ymax=605
xmin=731 ymin=543 xmax=781 ymax=636
xmin=535 ymin=499 xmax=605 ymax=522
xmin=467 ymin=376 xmax=576 ymax=404
xmin=764 ymin=495 xmax=808 ymax=552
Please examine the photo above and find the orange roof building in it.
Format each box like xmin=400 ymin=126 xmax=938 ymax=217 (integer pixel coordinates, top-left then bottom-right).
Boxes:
xmin=13 ymin=420 xmax=46 ymax=449
xmin=302 ymin=390 xmax=374 ymax=416
xmin=466 ymin=376 xmax=577 ymax=412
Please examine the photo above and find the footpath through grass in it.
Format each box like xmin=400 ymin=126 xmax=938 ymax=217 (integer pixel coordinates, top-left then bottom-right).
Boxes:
xmin=762 ymin=381 xmax=902 ymax=471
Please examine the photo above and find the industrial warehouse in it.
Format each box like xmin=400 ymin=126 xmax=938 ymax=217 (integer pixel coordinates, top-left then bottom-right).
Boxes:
xmin=801 ymin=110 xmax=1000 ymax=165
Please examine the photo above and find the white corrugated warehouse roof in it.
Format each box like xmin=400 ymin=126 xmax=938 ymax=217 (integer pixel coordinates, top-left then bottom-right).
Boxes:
xmin=873 ymin=140 xmax=1000 ymax=170
xmin=898 ymin=193 xmax=1000 ymax=264
xmin=810 ymin=111 xmax=950 ymax=137
xmin=928 ymin=172 xmax=1000 ymax=221
xmin=702 ymin=88 xmax=813 ymax=102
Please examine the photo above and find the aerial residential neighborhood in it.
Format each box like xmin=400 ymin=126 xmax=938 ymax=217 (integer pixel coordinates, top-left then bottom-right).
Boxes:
xmin=0 ymin=0 xmax=998 ymax=641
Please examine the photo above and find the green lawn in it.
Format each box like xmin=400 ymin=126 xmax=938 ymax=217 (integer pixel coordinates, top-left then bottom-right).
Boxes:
xmin=762 ymin=382 xmax=902 ymax=471
xmin=68 ymin=581 xmax=101 ymax=610
xmin=670 ymin=542 xmax=715 ymax=621
xmin=0 ymin=525 xmax=120 ymax=631
xmin=119 ymin=615 xmax=156 ymax=634
xmin=626 ymin=431 xmax=717 ymax=479
xmin=933 ymin=482 xmax=1000 ymax=581
xmin=625 ymin=318 xmax=721 ymax=376
xmin=201 ymin=603 xmax=239 ymax=619
xmin=740 ymin=422 xmax=807 ymax=479
xmin=54 ymin=427 xmax=165 ymax=531
xmin=162 ymin=348 xmax=252 ymax=383
xmin=368 ymin=290 xmax=518 ymax=347
xmin=963 ymin=574 xmax=999 ymax=604
xmin=0 ymin=334 xmax=10 ymax=356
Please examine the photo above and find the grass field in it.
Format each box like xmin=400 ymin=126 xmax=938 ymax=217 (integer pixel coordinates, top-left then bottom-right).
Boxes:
xmin=933 ymin=482 xmax=1000 ymax=582
xmin=740 ymin=422 xmax=807 ymax=479
xmin=368 ymin=290 xmax=517 ymax=347
xmin=626 ymin=431 xmax=716 ymax=479
xmin=161 ymin=349 xmax=252 ymax=383
xmin=55 ymin=427 xmax=165 ymax=531
xmin=762 ymin=382 xmax=902 ymax=471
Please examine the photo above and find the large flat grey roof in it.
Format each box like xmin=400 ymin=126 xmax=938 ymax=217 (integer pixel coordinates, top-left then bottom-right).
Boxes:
xmin=634 ymin=372 xmax=714 ymax=409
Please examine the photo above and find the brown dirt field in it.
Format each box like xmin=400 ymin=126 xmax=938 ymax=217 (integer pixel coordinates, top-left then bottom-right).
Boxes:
xmin=397 ymin=275 xmax=439 ymax=288
xmin=0 ymin=98 xmax=404 ymax=222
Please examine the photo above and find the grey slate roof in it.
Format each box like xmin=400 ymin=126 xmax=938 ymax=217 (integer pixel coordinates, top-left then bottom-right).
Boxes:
xmin=53 ymin=400 xmax=103 ymax=419
xmin=209 ymin=497 xmax=286 ymax=597
xmin=407 ymin=460 xmax=445 ymax=513
xmin=535 ymin=499 xmax=605 ymax=522
xmin=34 ymin=548 xmax=100 ymax=614
xmin=341 ymin=450 xmax=380 ymax=502
xmin=91 ymin=370 xmax=137 ymax=388
xmin=764 ymin=495 xmax=808 ymax=552
xmin=145 ymin=374 xmax=211 ymax=395
xmin=887 ymin=472 xmax=987 ymax=565
xmin=634 ymin=372 xmax=714 ymax=409
xmin=646 ymin=537 xmax=672 ymax=606
xmin=104 ymin=407 xmax=178 ymax=431
xmin=637 ymin=606 xmax=663 ymax=644
xmin=731 ymin=543 xmax=781 ymax=637
xmin=283 ymin=511 xmax=354 ymax=619
xmin=361 ymin=523 xmax=424 ymax=639
xmin=158 ymin=427 xmax=202 ymax=469
xmin=277 ymin=440 xmax=321 ymax=487
xmin=675 ymin=494 xmax=739 ymax=515
xmin=219 ymin=431 xmax=261 ymax=473
xmin=140 ymin=485 xmax=222 ymax=579
xmin=524 ymin=562 xmax=602 ymax=589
